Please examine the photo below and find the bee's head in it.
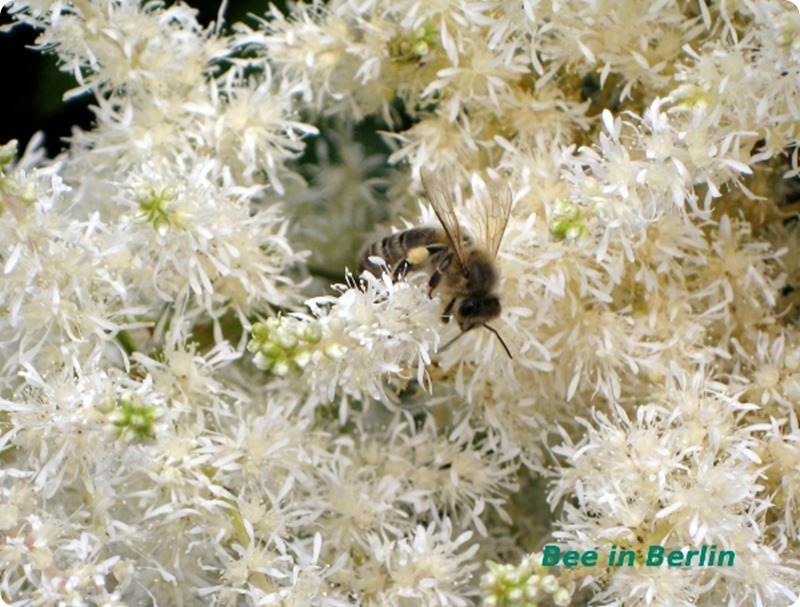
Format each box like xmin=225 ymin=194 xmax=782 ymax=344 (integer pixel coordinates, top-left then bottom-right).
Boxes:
xmin=444 ymin=298 xmax=512 ymax=358
xmin=455 ymin=297 xmax=501 ymax=331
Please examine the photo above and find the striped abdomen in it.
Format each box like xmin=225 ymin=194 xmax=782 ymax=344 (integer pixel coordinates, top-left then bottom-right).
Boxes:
xmin=358 ymin=227 xmax=446 ymax=277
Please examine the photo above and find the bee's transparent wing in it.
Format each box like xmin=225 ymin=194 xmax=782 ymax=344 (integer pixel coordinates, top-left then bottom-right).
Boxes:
xmin=420 ymin=168 xmax=469 ymax=275
xmin=479 ymin=180 xmax=512 ymax=258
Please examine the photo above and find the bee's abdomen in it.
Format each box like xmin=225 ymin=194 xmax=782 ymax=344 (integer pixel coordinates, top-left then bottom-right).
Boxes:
xmin=358 ymin=227 xmax=444 ymax=277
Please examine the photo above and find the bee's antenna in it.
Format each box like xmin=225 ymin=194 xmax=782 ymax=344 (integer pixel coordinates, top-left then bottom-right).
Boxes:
xmin=440 ymin=330 xmax=468 ymax=353
xmin=438 ymin=325 xmax=513 ymax=359
xmin=483 ymin=324 xmax=513 ymax=359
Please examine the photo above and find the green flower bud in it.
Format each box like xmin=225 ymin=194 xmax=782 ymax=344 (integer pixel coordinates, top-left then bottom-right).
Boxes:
xmin=109 ymin=395 xmax=162 ymax=442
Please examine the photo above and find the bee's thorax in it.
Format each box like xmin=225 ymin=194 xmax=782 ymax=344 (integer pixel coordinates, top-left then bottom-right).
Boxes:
xmin=462 ymin=249 xmax=498 ymax=296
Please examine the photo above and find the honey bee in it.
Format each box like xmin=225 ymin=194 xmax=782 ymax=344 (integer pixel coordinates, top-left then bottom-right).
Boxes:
xmin=358 ymin=169 xmax=513 ymax=358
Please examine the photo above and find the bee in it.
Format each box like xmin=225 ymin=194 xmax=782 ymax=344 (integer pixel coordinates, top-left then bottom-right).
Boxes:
xmin=358 ymin=169 xmax=513 ymax=358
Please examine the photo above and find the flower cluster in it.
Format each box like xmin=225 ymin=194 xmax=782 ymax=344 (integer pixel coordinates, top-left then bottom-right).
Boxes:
xmin=248 ymin=271 xmax=445 ymax=406
xmin=481 ymin=553 xmax=573 ymax=607
xmin=1 ymin=0 xmax=800 ymax=605
xmin=549 ymin=374 xmax=796 ymax=605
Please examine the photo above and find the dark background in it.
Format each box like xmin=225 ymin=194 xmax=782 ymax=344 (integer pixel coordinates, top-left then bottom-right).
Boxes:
xmin=0 ymin=1 xmax=280 ymax=158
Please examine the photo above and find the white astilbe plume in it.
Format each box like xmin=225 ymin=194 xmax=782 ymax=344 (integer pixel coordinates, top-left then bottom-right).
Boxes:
xmin=549 ymin=373 xmax=800 ymax=606
xmin=249 ymin=271 xmax=444 ymax=413
xmin=358 ymin=518 xmax=481 ymax=607
xmin=0 ymin=163 xmax=147 ymax=387
xmin=117 ymin=157 xmax=302 ymax=317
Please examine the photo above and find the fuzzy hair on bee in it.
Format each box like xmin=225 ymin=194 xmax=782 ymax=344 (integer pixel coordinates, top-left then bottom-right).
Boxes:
xmin=358 ymin=169 xmax=513 ymax=358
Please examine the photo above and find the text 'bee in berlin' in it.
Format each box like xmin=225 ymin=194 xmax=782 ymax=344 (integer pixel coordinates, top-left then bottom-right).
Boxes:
xmin=358 ymin=169 xmax=513 ymax=358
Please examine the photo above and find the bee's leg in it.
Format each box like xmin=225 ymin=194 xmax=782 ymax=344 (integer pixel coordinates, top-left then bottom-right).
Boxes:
xmin=428 ymin=252 xmax=452 ymax=297
xmin=397 ymin=244 xmax=448 ymax=284
xmin=393 ymin=259 xmax=412 ymax=281
xmin=442 ymin=298 xmax=456 ymax=323
xmin=428 ymin=270 xmax=442 ymax=297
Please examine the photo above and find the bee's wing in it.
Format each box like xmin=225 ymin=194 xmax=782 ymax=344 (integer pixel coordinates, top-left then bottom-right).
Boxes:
xmin=479 ymin=181 xmax=512 ymax=258
xmin=420 ymin=168 xmax=469 ymax=276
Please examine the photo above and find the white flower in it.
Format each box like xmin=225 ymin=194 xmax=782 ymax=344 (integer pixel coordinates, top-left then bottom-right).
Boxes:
xmin=363 ymin=518 xmax=480 ymax=607
xmin=549 ymin=374 xmax=800 ymax=605
xmin=250 ymin=271 xmax=444 ymax=410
